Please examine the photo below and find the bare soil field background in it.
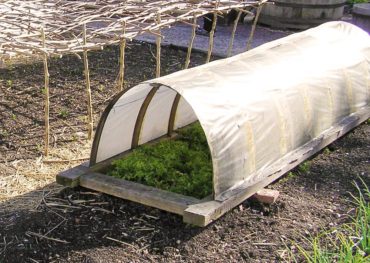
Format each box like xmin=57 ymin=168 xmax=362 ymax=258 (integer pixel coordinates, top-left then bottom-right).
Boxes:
xmin=0 ymin=40 xmax=369 ymax=263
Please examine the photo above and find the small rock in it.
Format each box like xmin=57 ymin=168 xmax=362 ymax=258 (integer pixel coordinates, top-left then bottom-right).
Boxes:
xmin=253 ymin=189 xmax=280 ymax=204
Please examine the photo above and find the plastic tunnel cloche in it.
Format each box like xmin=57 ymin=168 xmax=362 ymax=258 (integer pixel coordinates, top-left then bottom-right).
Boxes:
xmin=58 ymin=21 xmax=370 ymax=226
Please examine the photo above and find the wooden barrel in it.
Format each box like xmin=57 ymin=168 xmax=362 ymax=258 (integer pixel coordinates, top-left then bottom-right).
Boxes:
xmin=259 ymin=0 xmax=346 ymax=29
xmin=352 ymin=3 xmax=370 ymax=32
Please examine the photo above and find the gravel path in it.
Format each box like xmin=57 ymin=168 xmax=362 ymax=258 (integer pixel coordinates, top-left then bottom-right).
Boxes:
xmin=135 ymin=15 xmax=360 ymax=58
xmin=136 ymin=19 xmax=292 ymax=57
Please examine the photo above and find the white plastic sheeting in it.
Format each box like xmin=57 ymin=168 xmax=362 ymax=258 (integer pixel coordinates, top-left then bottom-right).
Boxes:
xmin=91 ymin=21 xmax=370 ymax=199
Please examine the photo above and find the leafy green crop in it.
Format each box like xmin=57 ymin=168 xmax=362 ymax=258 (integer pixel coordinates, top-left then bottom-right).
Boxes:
xmin=108 ymin=123 xmax=213 ymax=199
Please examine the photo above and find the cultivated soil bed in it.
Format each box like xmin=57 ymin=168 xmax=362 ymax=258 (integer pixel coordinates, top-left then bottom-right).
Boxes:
xmin=0 ymin=42 xmax=369 ymax=263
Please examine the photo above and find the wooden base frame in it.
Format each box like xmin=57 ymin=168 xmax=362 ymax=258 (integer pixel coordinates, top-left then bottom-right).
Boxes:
xmin=57 ymin=107 xmax=370 ymax=227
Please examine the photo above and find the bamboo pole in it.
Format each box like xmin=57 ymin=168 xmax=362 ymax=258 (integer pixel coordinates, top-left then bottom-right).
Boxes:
xmin=246 ymin=3 xmax=264 ymax=51
xmin=184 ymin=14 xmax=197 ymax=69
xmin=41 ymin=27 xmax=50 ymax=156
xmin=227 ymin=10 xmax=242 ymax=57
xmin=155 ymin=13 xmax=161 ymax=78
xmin=83 ymin=24 xmax=93 ymax=140
xmin=206 ymin=12 xmax=218 ymax=63
xmin=117 ymin=21 xmax=126 ymax=92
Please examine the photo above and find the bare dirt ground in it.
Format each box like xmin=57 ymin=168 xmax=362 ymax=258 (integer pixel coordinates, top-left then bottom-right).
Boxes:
xmin=0 ymin=37 xmax=369 ymax=262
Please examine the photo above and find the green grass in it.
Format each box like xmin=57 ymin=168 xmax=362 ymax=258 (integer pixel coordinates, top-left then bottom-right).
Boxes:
xmin=280 ymin=161 xmax=311 ymax=184
xmin=58 ymin=109 xmax=69 ymax=118
xmin=291 ymin=178 xmax=370 ymax=262
xmin=348 ymin=0 xmax=368 ymax=4
xmin=108 ymin=122 xmax=213 ymax=199
xmin=298 ymin=161 xmax=311 ymax=174
xmin=323 ymin=147 xmax=332 ymax=155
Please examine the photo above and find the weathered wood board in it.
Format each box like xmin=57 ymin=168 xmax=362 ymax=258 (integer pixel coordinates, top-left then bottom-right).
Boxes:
xmin=57 ymin=107 xmax=370 ymax=226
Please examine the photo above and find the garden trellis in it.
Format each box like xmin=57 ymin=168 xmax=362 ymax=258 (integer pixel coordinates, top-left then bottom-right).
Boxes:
xmin=0 ymin=0 xmax=265 ymax=154
xmin=0 ymin=0 xmax=263 ymax=59
xmin=58 ymin=22 xmax=370 ymax=226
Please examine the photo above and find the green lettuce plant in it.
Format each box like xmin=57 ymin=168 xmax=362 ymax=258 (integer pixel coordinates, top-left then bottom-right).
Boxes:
xmin=108 ymin=123 xmax=213 ymax=199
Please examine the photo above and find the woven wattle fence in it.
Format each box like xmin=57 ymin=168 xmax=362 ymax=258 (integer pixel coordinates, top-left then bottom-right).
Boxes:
xmin=0 ymin=0 xmax=265 ymax=155
xmin=0 ymin=0 xmax=263 ymax=60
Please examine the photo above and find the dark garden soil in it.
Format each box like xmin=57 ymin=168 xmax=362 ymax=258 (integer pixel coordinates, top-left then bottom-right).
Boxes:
xmin=0 ymin=41 xmax=206 ymax=164
xmin=0 ymin=42 xmax=369 ymax=263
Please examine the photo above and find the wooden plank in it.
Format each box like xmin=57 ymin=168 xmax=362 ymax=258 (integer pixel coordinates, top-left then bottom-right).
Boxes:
xmin=183 ymin=169 xmax=283 ymax=226
xmin=79 ymin=172 xmax=200 ymax=215
xmin=131 ymin=85 xmax=160 ymax=148
xmin=90 ymin=87 xmax=135 ymax=166
xmin=218 ymin=107 xmax=370 ymax=202
xmin=58 ymin=108 xmax=369 ymax=226
xmin=56 ymin=161 xmax=89 ymax=187
xmin=90 ymin=149 xmax=131 ymax=174
xmin=184 ymin=107 xmax=370 ymax=226
xmin=167 ymin=93 xmax=181 ymax=136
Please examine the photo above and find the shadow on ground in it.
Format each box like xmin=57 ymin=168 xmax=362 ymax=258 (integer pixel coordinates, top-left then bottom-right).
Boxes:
xmin=0 ymin=122 xmax=369 ymax=263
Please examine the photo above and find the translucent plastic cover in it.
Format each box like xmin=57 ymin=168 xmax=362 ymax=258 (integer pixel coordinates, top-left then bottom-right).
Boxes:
xmin=93 ymin=22 xmax=370 ymax=198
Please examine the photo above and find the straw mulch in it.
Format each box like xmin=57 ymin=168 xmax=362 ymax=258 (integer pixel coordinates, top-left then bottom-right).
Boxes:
xmin=0 ymin=139 xmax=92 ymax=212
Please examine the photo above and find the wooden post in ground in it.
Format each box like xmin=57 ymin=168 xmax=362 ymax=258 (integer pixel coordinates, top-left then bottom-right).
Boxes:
xmin=156 ymin=13 xmax=161 ymax=78
xmin=227 ymin=10 xmax=242 ymax=57
xmin=246 ymin=2 xmax=264 ymax=51
xmin=206 ymin=12 xmax=218 ymax=63
xmin=185 ymin=14 xmax=197 ymax=69
xmin=83 ymin=24 xmax=93 ymax=140
xmin=117 ymin=21 xmax=126 ymax=92
xmin=41 ymin=27 xmax=50 ymax=156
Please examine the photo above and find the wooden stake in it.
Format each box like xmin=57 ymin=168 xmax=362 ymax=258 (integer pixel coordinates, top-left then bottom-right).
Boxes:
xmin=184 ymin=15 xmax=197 ymax=69
xmin=246 ymin=3 xmax=264 ymax=51
xmin=206 ymin=12 xmax=217 ymax=63
xmin=83 ymin=24 xmax=93 ymax=140
xmin=28 ymin=9 xmax=31 ymax=34
xmin=41 ymin=27 xmax=50 ymax=156
xmin=117 ymin=21 xmax=126 ymax=92
xmin=155 ymin=13 xmax=161 ymax=78
xmin=227 ymin=10 xmax=242 ymax=57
